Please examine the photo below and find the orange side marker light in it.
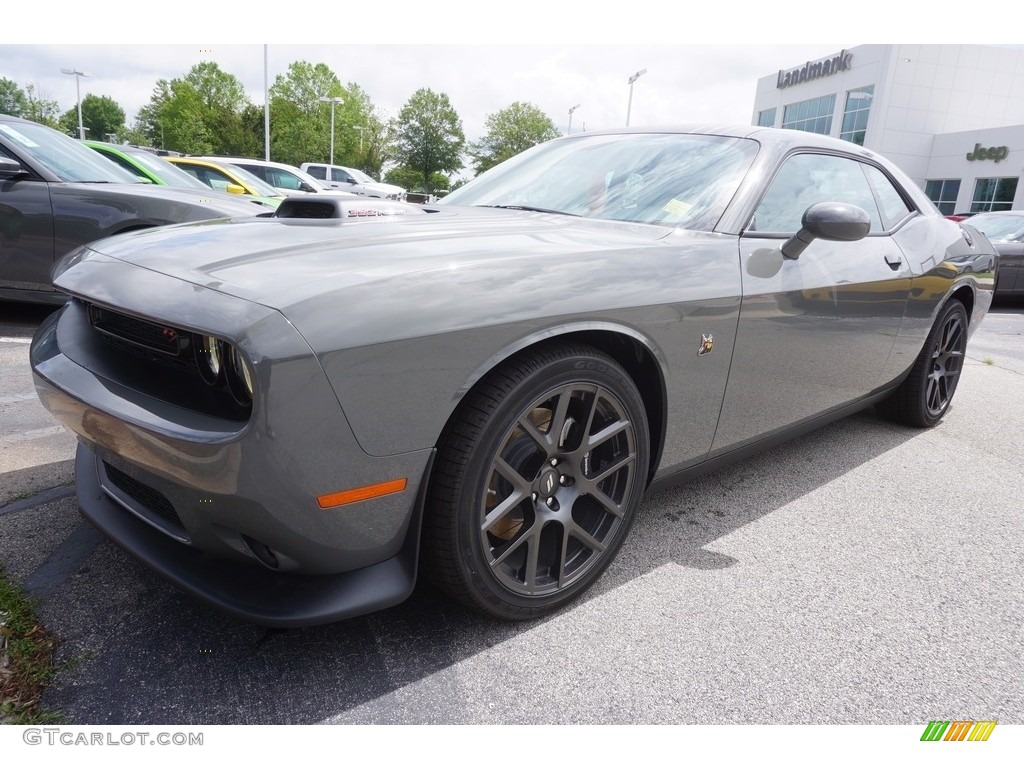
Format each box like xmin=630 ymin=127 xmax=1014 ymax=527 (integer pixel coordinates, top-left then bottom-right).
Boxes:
xmin=317 ymin=478 xmax=408 ymax=508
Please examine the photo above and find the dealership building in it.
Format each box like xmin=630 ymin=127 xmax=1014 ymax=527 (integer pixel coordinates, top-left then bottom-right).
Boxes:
xmin=751 ymin=44 xmax=1024 ymax=214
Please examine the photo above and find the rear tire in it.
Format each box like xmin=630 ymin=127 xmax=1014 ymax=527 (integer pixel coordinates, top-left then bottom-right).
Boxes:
xmin=423 ymin=343 xmax=650 ymax=620
xmin=878 ymin=300 xmax=968 ymax=427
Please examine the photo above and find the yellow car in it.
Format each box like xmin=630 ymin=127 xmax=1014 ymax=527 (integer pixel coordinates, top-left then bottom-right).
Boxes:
xmin=166 ymin=157 xmax=283 ymax=210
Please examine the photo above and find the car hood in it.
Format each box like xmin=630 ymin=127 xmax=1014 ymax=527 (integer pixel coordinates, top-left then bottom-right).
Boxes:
xmin=61 ymin=181 xmax=267 ymax=217
xmin=74 ymin=205 xmax=672 ymax=310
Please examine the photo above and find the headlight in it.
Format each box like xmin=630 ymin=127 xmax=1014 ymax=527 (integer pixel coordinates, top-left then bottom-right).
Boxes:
xmin=194 ymin=335 xmax=224 ymax=384
xmin=227 ymin=346 xmax=255 ymax=405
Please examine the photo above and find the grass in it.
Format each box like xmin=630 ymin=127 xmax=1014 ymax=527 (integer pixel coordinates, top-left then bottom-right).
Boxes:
xmin=0 ymin=565 xmax=65 ymax=724
xmin=983 ymin=357 xmax=995 ymax=366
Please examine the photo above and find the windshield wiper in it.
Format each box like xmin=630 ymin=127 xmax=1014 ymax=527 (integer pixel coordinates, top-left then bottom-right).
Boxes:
xmin=482 ymin=204 xmax=578 ymax=217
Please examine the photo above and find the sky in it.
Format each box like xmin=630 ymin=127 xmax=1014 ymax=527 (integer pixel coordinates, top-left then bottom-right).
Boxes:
xmin=0 ymin=4 xmax=1000 ymax=161
xmin=4 ymin=43 xmax=850 ymax=140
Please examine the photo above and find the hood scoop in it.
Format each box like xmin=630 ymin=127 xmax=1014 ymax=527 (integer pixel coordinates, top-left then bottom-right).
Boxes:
xmin=274 ymin=196 xmax=428 ymax=221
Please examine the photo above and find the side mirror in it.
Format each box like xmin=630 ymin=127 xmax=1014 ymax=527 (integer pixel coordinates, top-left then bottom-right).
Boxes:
xmin=225 ymin=183 xmax=246 ymax=196
xmin=0 ymin=157 xmax=27 ymax=178
xmin=781 ymin=202 xmax=871 ymax=260
xmin=300 ymin=182 xmax=316 ymax=193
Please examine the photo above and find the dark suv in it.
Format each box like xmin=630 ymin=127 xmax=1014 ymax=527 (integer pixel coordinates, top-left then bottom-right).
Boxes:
xmin=0 ymin=114 xmax=261 ymax=304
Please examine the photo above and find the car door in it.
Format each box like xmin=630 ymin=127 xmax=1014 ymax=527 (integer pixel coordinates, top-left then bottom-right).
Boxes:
xmin=711 ymin=151 xmax=913 ymax=454
xmin=330 ymin=167 xmax=364 ymax=195
xmin=0 ymin=142 xmax=56 ymax=295
xmin=999 ymin=235 xmax=1024 ymax=294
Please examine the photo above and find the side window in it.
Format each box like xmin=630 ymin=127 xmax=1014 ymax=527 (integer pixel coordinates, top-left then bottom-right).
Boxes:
xmin=331 ymin=168 xmax=350 ymax=183
xmin=306 ymin=165 xmax=326 ymax=180
xmin=105 ymin=153 xmax=149 ymax=182
xmin=201 ymin=167 xmax=236 ymax=192
xmin=271 ymin=169 xmax=301 ymax=190
xmin=863 ymin=164 xmax=913 ymax=229
xmin=751 ymin=153 xmax=882 ymax=234
xmin=177 ymin=166 xmax=205 ymax=183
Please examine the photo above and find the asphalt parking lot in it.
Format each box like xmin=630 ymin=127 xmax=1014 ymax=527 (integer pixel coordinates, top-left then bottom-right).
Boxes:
xmin=0 ymin=299 xmax=1022 ymax=725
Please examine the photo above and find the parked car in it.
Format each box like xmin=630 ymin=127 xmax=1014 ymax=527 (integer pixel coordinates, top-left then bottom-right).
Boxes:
xmin=209 ymin=157 xmax=358 ymax=198
xmin=31 ymin=126 xmax=996 ymax=627
xmin=0 ymin=114 xmax=263 ymax=304
xmin=83 ymin=141 xmax=211 ymax=189
xmin=165 ymin=157 xmax=283 ymax=209
xmin=300 ymin=162 xmax=406 ymax=200
xmin=961 ymin=210 xmax=1024 ymax=297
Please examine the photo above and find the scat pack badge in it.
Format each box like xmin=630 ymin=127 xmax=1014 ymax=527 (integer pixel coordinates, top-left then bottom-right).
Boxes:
xmin=697 ymin=334 xmax=714 ymax=356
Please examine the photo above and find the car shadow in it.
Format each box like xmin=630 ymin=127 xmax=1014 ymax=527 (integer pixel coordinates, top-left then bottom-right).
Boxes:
xmin=37 ymin=407 xmax=920 ymax=724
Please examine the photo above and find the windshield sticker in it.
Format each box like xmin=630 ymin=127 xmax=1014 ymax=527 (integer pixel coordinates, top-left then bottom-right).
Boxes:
xmin=663 ymin=199 xmax=693 ymax=217
xmin=0 ymin=125 xmax=40 ymax=147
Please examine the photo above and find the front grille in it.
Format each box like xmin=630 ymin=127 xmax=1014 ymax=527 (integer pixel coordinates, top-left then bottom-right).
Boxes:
xmin=103 ymin=461 xmax=187 ymax=539
xmin=88 ymin=304 xmax=189 ymax=357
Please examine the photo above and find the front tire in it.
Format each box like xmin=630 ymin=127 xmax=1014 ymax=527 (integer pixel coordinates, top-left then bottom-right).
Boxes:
xmin=423 ymin=343 xmax=650 ymax=620
xmin=878 ymin=300 xmax=968 ymax=427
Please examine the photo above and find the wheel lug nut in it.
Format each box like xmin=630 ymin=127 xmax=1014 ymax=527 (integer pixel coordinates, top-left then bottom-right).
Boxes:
xmin=559 ymin=475 xmax=568 ymax=485
xmin=550 ymin=458 xmax=559 ymax=467
xmin=531 ymin=492 xmax=538 ymax=502
xmin=546 ymin=497 xmax=558 ymax=510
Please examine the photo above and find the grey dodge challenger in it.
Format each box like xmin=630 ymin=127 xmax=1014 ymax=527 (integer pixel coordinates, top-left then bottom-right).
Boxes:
xmin=30 ymin=126 xmax=997 ymax=626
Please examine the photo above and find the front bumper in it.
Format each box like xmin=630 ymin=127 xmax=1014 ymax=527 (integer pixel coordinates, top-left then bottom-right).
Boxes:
xmin=30 ymin=278 xmax=435 ymax=626
xmin=74 ymin=442 xmax=432 ymax=627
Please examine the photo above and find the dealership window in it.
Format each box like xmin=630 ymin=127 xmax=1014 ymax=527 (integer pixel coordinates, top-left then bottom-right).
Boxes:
xmin=781 ymin=95 xmax=836 ymax=136
xmin=971 ymin=177 xmax=1019 ymax=212
xmin=925 ymin=179 xmax=961 ymax=215
xmin=840 ymin=85 xmax=874 ymax=145
xmin=757 ymin=108 xmax=776 ymax=128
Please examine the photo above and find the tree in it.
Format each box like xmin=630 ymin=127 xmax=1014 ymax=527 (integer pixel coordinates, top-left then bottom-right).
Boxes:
xmin=59 ymin=94 xmax=126 ymax=141
xmin=384 ymin=168 xmax=449 ymax=193
xmin=468 ymin=101 xmax=560 ymax=176
xmin=391 ymin=88 xmax=464 ymax=193
xmin=23 ymin=84 xmax=60 ymax=127
xmin=0 ymin=78 xmax=29 ymax=117
xmin=135 ymin=63 xmax=253 ymax=155
xmin=268 ymin=62 xmax=386 ymax=170
xmin=269 ymin=61 xmax=342 ymax=167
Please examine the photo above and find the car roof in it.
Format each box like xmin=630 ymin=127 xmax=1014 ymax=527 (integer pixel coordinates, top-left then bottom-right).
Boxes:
xmin=199 ymin=156 xmax=296 ymax=170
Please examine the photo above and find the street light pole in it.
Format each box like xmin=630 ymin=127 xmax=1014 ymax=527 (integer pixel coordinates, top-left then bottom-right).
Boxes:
xmin=567 ymin=104 xmax=580 ymax=135
xmin=626 ymin=68 xmax=647 ymax=127
xmin=60 ymin=68 xmax=91 ymax=140
xmin=318 ymin=96 xmax=344 ymax=165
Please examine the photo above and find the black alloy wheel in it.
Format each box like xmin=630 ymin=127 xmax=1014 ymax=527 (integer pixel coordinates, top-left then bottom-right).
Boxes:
xmin=424 ymin=343 xmax=650 ymax=620
xmin=879 ymin=300 xmax=968 ymax=428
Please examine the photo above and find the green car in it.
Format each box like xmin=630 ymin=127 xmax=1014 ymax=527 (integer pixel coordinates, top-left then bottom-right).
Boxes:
xmin=85 ymin=142 xmax=280 ymax=211
xmin=84 ymin=141 xmax=210 ymax=189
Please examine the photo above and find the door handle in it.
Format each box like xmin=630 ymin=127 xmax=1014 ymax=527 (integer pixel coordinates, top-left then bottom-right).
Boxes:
xmin=884 ymin=254 xmax=903 ymax=271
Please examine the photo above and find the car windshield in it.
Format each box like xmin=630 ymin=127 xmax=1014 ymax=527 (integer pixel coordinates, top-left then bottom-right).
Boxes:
xmin=442 ymin=132 xmax=759 ymax=230
xmin=347 ymin=167 xmax=376 ymax=184
xmin=122 ymin=148 xmax=209 ymax=189
xmin=0 ymin=120 xmax=142 ymax=183
xmin=967 ymin=213 xmax=1024 ymax=242
xmin=222 ymin=164 xmax=283 ymax=197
